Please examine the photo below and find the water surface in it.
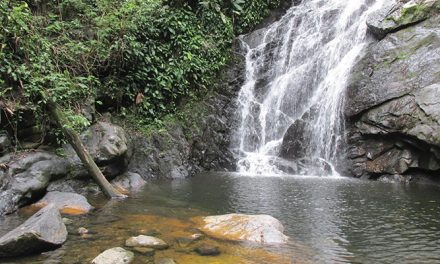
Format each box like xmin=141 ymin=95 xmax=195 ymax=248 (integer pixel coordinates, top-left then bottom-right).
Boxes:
xmin=1 ymin=173 xmax=440 ymax=263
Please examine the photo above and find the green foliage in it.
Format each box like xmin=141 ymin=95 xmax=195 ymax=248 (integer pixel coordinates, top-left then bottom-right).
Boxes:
xmin=235 ymin=0 xmax=283 ymax=33
xmin=1 ymin=0 xmax=283 ymax=142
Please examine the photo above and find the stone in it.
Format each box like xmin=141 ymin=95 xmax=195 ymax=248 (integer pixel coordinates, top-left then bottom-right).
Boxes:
xmin=0 ymin=204 xmax=67 ymax=257
xmin=125 ymin=235 xmax=169 ymax=249
xmin=194 ymin=244 xmax=220 ymax=256
xmin=111 ymin=172 xmax=146 ymax=191
xmin=62 ymin=218 xmax=74 ymax=225
xmin=155 ymin=258 xmax=176 ymax=264
xmin=126 ymin=43 xmax=243 ymax=180
xmin=366 ymin=0 xmax=439 ymax=39
xmin=0 ymin=132 xmax=11 ymax=154
xmin=65 ymin=121 xmax=129 ymax=179
xmin=193 ymin=214 xmax=289 ymax=244
xmin=175 ymin=233 xmax=203 ymax=247
xmin=132 ymin=247 xmax=155 ymax=256
xmin=32 ymin=191 xmax=94 ymax=215
xmin=78 ymin=227 xmax=89 ymax=235
xmin=0 ymin=151 xmax=70 ymax=215
xmin=346 ymin=16 xmax=440 ymax=117
xmin=345 ymin=14 xmax=440 ymax=179
xmin=91 ymin=247 xmax=134 ymax=264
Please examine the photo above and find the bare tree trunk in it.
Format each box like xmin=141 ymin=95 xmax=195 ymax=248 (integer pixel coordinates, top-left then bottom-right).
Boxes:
xmin=47 ymin=100 xmax=126 ymax=199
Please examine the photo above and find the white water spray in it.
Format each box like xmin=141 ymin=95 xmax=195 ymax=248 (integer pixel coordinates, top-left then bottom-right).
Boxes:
xmin=235 ymin=0 xmax=385 ymax=176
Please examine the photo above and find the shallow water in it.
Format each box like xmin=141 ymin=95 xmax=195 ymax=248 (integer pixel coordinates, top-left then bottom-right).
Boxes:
xmin=2 ymin=173 xmax=440 ymax=263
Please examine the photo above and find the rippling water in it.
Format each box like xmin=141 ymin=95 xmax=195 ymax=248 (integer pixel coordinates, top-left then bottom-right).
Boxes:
xmin=1 ymin=173 xmax=440 ymax=263
xmin=146 ymin=173 xmax=440 ymax=264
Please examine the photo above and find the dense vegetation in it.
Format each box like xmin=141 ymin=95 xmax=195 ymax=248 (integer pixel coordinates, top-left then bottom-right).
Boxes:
xmin=0 ymin=0 xmax=283 ymax=144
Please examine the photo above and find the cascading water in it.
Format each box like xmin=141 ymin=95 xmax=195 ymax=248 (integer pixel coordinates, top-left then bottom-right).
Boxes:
xmin=235 ymin=0 xmax=385 ymax=176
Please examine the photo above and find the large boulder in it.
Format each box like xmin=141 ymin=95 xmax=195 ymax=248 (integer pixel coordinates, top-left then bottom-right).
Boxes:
xmin=366 ymin=0 xmax=440 ymax=40
xmin=91 ymin=247 xmax=134 ymax=264
xmin=345 ymin=15 xmax=440 ymax=180
xmin=0 ymin=151 xmax=70 ymax=215
xmin=31 ymin=191 xmax=94 ymax=215
xmin=111 ymin=172 xmax=146 ymax=192
xmin=346 ymin=15 xmax=440 ymax=117
xmin=193 ymin=214 xmax=289 ymax=244
xmin=0 ymin=204 xmax=67 ymax=257
xmin=66 ymin=121 xmax=129 ymax=179
xmin=356 ymin=84 xmax=440 ymax=146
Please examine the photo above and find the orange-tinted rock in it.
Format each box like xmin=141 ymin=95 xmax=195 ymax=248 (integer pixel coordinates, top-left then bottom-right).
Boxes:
xmin=193 ymin=214 xmax=289 ymax=244
xmin=31 ymin=191 xmax=94 ymax=215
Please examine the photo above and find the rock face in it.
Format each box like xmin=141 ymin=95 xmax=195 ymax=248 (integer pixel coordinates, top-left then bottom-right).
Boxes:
xmin=65 ymin=121 xmax=130 ymax=179
xmin=0 ymin=204 xmax=67 ymax=257
xmin=193 ymin=214 xmax=289 ymax=244
xmin=345 ymin=13 xmax=440 ymax=180
xmin=0 ymin=132 xmax=10 ymax=154
xmin=128 ymin=47 xmax=245 ymax=179
xmin=346 ymin=16 xmax=440 ymax=117
xmin=125 ymin=235 xmax=169 ymax=249
xmin=366 ymin=0 xmax=440 ymax=40
xmin=32 ymin=191 xmax=94 ymax=215
xmin=0 ymin=151 xmax=70 ymax=215
xmin=91 ymin=247 xmax=134 ymax=264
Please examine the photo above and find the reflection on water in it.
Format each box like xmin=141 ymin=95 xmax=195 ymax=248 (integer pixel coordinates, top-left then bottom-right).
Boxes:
xmin=1 ymin=173 xmax=440 ymax=263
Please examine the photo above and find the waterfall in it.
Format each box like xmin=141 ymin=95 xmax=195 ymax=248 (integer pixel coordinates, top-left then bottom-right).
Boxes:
xmin=235 ymin=0 xmax=385 ymax=176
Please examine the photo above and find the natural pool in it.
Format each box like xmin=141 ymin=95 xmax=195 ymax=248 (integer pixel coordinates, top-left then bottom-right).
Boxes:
xmin=1 ymin=173 xmax=440 ymax=264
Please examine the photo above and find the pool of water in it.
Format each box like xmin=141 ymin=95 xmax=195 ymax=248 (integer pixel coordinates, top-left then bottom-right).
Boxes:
xmin=2 ymin=173 xmax=440 ymax=263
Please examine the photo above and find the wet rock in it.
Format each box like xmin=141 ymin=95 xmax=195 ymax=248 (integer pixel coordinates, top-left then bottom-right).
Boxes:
xmin=357 ymin=84 xmax=440 ymax=146
xmin=194 ymin=244 xmax=220 ymax=256
xmin=111 ymin=172 xmax=146 ymax=192
xmin=346 ymin=15 xmax=440 ymax=180
xmin=0 ymin=204 xmax=67 ymax=257
xmin=125 ymin=235 xmax=169 ymax=249
xmin=366 ymin=0 xmax=439 ymax=39
xmin=32 ymin=191 xmax=94 ymax=215
xmin=127 ymin=44 xmax=243 ymax=180
xmin=194 ymin=214 xmax=289 ymax=244
xmin=346 ymin=16 xmax=440 ymax=117
xmin=78 ymin=227 xmax=89 ymax=235
xmin=0 ymin=151 xmax=70 ymax=215
xmin=132 ymin=247 xmax=155 ymax=256
xmin=279 ymin=117 xmax=310 ymax=160
xmin=62 ymin=218 xmax=74 ymax=225
xmin=91 ymin=247 xmax=134 ymax=264
xmin=0 ymin=132 xmax=11 ymax=154
xmin=66 ymin=121 xmax=129 ymax=179
xmin=47 ymin=178 xmax=99 ymax=196
xmin=155 ymin=258 xmax=176 ymax=264
xmin=175 ymin=233 xmax=203 ymax=247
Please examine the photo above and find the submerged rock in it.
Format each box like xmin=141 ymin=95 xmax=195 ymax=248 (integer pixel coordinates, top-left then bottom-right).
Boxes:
xmin=155 ymin=258 xmax=176 ymax=264
xmin=0 ymin=204 xmax=67 ymax=257
xmin=91 ymin=247 xmax=134 ymax=264
xmin=132 ymin=247 xmax=155 ymax=256
xmin=125 ymin=235 xmax=169 ymax=249
xmin=194 ymin=244 xmax=221 ymax=256
xmin=193 ymin=214 xmax=289 ymax=244
xmin=111 ymin=172 xmax=146 ymax=192
xmin=32 ymin=191 xmax=94 ymax=215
